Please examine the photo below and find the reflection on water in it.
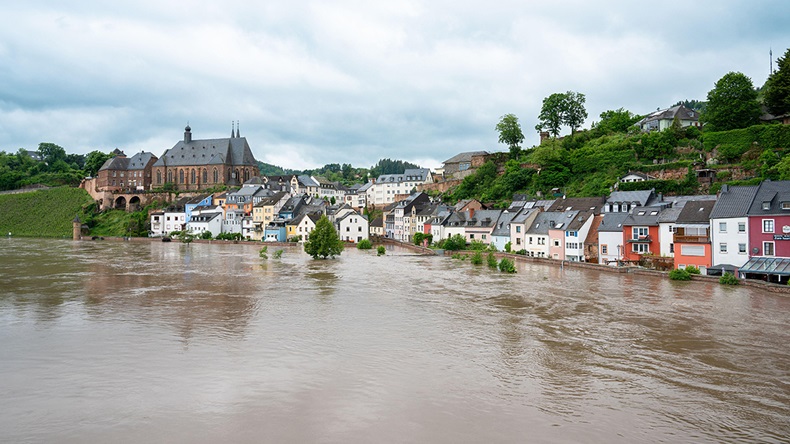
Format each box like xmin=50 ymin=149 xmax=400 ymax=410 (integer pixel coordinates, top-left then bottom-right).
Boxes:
xmin=1 ymin=238 xmax=789 ymax=443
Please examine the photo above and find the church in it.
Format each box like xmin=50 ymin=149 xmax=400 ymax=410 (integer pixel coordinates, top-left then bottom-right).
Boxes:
xmin=151 ymin=124 xmax=260 ymax=191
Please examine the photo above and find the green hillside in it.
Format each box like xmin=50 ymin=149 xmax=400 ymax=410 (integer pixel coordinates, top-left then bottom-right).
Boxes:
xmin=0 ymin=187 xmax=94 ymax=237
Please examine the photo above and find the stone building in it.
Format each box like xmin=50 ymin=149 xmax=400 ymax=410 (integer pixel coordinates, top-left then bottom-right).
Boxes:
xmin=95 ymin=149 xmax=158 ymax=192
xmin=151 ymin=124 xmax=260 ymax=191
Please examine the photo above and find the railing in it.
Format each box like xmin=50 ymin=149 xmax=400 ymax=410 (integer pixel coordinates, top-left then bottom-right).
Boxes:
xmin=674 ymin=235 xmax=709 ymax=243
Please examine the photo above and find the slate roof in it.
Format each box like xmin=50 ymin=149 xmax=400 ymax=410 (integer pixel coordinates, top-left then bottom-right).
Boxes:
xmin=637 ymin=105 xmax=699 ymax=126
xmin=676 ymin=200 xmax=715 ymax=224
xmin=622 ymin=207 xmax=661 ymax=226
xmin=606 ymin=189 xmax=654 ymax=206
xmin=443 ymin=151 xmax=489 ymax=164
xmin=152 ymin=128 xmax=257 ymax=168
xmin=298 ymin=175 xmax=319 ymax=187
xmin=527 ymin=211 xmax=577 ymax=235
xmin=186 ymin=194 xmax=212 ymax=205
xmin=746 ymin=181 xmax=790 ymax=216
xmin=370 ymin=216 xmax=383 ymax=228
xmin=465 ymin=210 xmax=503 ymax=228
xmin=491 ymin=211 xmax=517 ymax=237
xmin=254 ymin=191 xmax=288 ymax=207
xmin=598 ymin=212 xmax=630 ymax=232
xmin=511 ymin=207 xmax=539 ymax=225
xmin=547 ymin=197 xmax=606 ymax=214
xmin=710 ymin=185 xmax=759 ymax=219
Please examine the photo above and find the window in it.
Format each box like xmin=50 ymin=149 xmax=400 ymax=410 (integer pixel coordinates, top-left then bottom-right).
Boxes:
xmin=202 ymin=169 xmax=207 ymax=183
xmin=516 ymin=226 xmax=521 ymax=233
xmin=566 ymin=231 xmax=578 ymax=237
xmin=632 ymin=243 xmax=650 ymax=254
xmin=537 ymin=238 xmax=545 ymax=245
xmin=783 ymin=202 xmax=790 ymax=210
xmin=632 ymin=227 xmax=649 ymax=239
xmin=763 ymin=219 xmax=775 ymax=233
xmin=669 ymin=243 xmax=674 ymax=253
xmin=553 ymin=239 xmax=560 ymax=247
xmin=681 ymin=245 xmax=705 ymax=257
xmin=719 ymin=222 xmax=727 ymax=233
xmin=763 ymin=201 xmax=770 ymax=210
xmin=720 ymin=243 xmax=727 ymax=253
xmin=738 ymin=243 xmax=747 ymax=254
xmin=528 ymin=236 xmax=533 ymax=244
xmin=358 ymin=227 xmax=362 ymax=232
xmin=156 ymin=171 xmax=162 ymax=184
xmin=738 ymin=222 xmax=746 ymax=233
xmin=482 ymin=234 xmax=487 ymax=240
xmin=764 ymin=241 xmax=775 ymax=256
xmin=179 ymin=170 xmax=184 ymax=184
xmin=516 ymin=238 xmax=521 ymax=245
xmin=470 ymin=234 xmax=475 ymax=239
xmin=601 ymin=244 xmax=608 ymax=254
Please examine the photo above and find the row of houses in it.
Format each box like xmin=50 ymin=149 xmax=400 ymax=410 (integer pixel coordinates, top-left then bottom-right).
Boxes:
xmin=149 ymin=179 xmax=372 ymax=244
xmin=378 ymin=181 xmax=790 ymax=283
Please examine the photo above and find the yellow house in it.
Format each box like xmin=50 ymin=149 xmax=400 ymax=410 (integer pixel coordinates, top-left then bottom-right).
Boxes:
xmin=291 ymin=213 xmax=321 ymax=241
xmin=251 ymin=191 xmax=289 ymax=241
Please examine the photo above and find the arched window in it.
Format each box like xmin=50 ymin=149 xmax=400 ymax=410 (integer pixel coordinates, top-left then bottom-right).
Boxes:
xmin=168 ymin=170 xmax=173 ymax=183
xmin=156 ymin=171 xmax=162 ymax=185
xmin=228 ymin=168 xmax=232 ymax=182
xmin=179 ymin=169 xmax=184 ymax=184
xmin=235 ymin=169 xmax=240 ymax=182
xmin=245 ymin=169 xmax=250 ymax=182
xmin=191 ymin=169 xmax=196 ymax=184
xmin=202 ymin=169 xmax=207 ymax=183
xmin=213 ymin=168 xmax=218 ymax=183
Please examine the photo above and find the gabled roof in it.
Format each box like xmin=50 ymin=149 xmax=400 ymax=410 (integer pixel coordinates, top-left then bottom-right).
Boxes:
xmin=465 ymin=210 xmax=503 ymax=228
xmin=127 ymin=152 xmax=156 ymax=170
xmin=254 ymin=191 xmax=288 ymax=207
xmin=298 ymin=175 xmax=319 ymax=187
xmin=711 ymin=185 xmax=759 ymax=219
xmin=443 ymin=151 xmax=489 ymax=164
xmin=598 ymin=212 xmax=630 ymax=232
xmin=637 ymin=105 xmax=699 ymax=125
xmin=606 ymin=189 xmax=654 ymax=206
xmin=747 ymin=181 xmax=790 ymax=216
xmin=511 ymin=207 xmax=539 ymax=225
xmin=622 ymin=207 xmax=661 ymax=226
xmin=676 ymin=200 xmax=715 ymax=224
xmin=491 ymin=211 xmax=517 ymax=237
xmin=527 ymin=211 xmax=576 ymax=234
xmin=152 ymin=129 xmax=257 ymax=168
xmin=547 ymin=197 xmax=606 ymax=214
xmin=186 ymin=194 xmax=212 ymax=205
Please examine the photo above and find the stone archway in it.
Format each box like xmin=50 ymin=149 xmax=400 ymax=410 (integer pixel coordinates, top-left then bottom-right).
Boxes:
xmin=114 ymin=196 xmax=127 ymax=210
xmin=129 ymin=196 xmax=141 ymax=212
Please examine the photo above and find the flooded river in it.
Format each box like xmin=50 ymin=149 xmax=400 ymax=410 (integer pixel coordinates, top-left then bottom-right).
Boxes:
xmin=1 ymin=238 xmax=789 ymax=443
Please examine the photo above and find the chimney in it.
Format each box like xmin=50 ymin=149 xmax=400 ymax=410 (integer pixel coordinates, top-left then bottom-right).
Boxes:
xmin=468 ymin=208 xmax=475 ymax=219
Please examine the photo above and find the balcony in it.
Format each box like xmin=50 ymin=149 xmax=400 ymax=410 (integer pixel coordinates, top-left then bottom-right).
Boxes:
xmin=627 ymin=235 xmax=651 ymax=243
xmin=674 ymin=235 xmax=709 ymax=243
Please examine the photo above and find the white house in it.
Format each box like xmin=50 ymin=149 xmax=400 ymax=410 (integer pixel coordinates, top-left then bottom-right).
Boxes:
xmin=636 ymin=104 xmax=700 ymax=132
xmin=222 ymin=209 xmax=245 ymax=235
xmin=598 ymin=213 xmax=629 ymax=265
xmin=335 ymin=211 xmax=369 ymax=243
xmin=563 ymin=211 xmax=595 ymax=262
xmin=710 ymin=184 xmax=759 ymax=271
xmin=369 ymin=168 xmax=433 ymax=206
xmin=293 ymin=213 xmax=321 ymax=241
xmin=187 ymin=211 xmax=223 ymax=238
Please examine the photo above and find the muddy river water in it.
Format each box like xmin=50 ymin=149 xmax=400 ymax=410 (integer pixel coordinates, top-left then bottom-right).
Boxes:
xmin=1 ymin=238 xmax=788 ymax=443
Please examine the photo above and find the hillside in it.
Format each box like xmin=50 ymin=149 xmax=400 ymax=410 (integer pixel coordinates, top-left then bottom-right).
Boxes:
xmin=446 ymin=123 xmax=790 ymax=206
xmin=0 ymin=187 xmax=94 ymax=237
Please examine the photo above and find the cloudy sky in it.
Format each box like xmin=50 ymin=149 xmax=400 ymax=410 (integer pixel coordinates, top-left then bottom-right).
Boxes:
xmin=0 ymin=1 xmax=788 ymax=170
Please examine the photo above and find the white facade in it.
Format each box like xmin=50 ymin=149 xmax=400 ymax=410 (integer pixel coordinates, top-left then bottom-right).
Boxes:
xmin=710 ymin=217 xmax=750 ymax=267
xmin=187 ymin=212 xmax=223 ymax=238
xmin=158 ymin=210 xmax=185 ymax=235
xmin=336 ymin=213 xmax=369 ymax=243
xmin=658 ymin=222 xmax=676 ymax=257
xmin=598 ymin=231 xmax=624 ymax=265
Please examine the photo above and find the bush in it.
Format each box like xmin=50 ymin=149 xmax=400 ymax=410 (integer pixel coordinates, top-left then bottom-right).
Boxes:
xmin=719 ymin=272 xmax=739 ymax=285
xmin=443 ymin=234 xmax=467 ymax=251
xmin=468 ymin=240 xmax=487 ymax=251
xmin=413 ymin=232 xmax=425 ymax=245
xmin=487 ymin=252 xmax=498 ymax=269
xmin=273 ymin=249 xmax=283 ymax=259
xmin=498 ymin=258 xmax=516 ymax=273
xmin=357 ymin=239 xmax=373 ymax=250
xmin=515 ymin=249 xmax=527 ymax=255
xmin=685 ymin=265 xmax=701 ymax=274
xmin=470 ymin=250 xmax=483 ymax=265
xmin=200 ymin=231 xmax=212 ymax=240
xmin=259 ymin=246 xmax=268 ymax=259
xmin=669 ymin=268 xmax=691 ymax=280
xmin=504 ymin=241 xmax=512 ymax=253
xmin=377 ymin=245 xmax=386 ymax=256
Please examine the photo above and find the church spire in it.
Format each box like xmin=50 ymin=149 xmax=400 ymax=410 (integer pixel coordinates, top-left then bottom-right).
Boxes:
xmin=236 ymin=120 xmax=240 ymax=138
xmin=231 ymin=121 xmax=235 ymax=138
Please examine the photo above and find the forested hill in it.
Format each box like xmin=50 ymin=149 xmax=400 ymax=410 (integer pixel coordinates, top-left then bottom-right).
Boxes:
xmin=447 ymin=123 xmax=790 ymax=207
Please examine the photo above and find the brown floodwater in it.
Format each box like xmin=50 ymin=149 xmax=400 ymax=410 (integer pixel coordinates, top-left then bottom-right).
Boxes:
xmin=0 ymin=238 xmax=788 ymax=443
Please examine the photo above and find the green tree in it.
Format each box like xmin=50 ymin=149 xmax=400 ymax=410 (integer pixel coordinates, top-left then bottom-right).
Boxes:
xmin=536 ymin=93 xmax=566 ymax=138
xmin=496 ymin=113 xmax=525 ymax=159
xmin=701 ymin=72 xmax=761 ymax=131
xmin=563 ymin=91 xmax=588 ymax=134
xmin=593 ymin=108 xmax=641 ymax=135
xmin=36 ymin=143 xmax=67 ymax=169
xmin=304 ymin=215 xmax=344 ymax=259
xmin=764 ymin=48 xmax=790 ymax=116
xmin=84 ymin=150 xmax=112 ymax=177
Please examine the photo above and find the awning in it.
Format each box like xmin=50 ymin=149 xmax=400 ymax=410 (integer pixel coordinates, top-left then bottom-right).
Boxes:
xmin=739 ymin=257 xmax=790 ymax=275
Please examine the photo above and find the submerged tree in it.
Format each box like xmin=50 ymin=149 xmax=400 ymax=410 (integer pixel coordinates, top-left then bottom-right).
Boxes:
xmin=304 ymin=215 xmax=344 ymax=259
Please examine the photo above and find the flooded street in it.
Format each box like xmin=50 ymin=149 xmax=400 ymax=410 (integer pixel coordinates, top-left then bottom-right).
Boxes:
xmin=1 ymin=238 xmax=789 ymax=443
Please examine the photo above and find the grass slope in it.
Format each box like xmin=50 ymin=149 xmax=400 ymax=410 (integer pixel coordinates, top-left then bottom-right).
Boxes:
xmin=0 ymin=187 xmax=94 ymax=237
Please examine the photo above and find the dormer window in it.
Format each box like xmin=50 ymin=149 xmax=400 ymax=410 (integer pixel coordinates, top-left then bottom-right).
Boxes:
xmin=782 ymin=202 xmax=790 ymax=210
xmin=763 ymin=201 xmax=771 ymax=210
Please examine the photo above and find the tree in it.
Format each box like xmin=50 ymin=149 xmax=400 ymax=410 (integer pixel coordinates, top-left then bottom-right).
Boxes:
xmin=593 ymin=108 xmax=641 ymax=134
xmin=496 ymin=114 xmax=525 ymax=158
xmin=37 ymin=143 xmax=67 ymax=168
xmin=700 ymin=72 xmax=761 ymax=131
xmin=84 ymin=150 xmax=112 ymax=177
xmin=536 ymin=91 xmax=588 ymax=137
xmin=764 ymin=48 xmax=790 ymax=116
xmin=304 ymin=215 xmax=344 ymax=259
xmin=563 ymin=91 xmax=588 ymax=134
xmin=536 ymin=93 xmax=565 ymax=138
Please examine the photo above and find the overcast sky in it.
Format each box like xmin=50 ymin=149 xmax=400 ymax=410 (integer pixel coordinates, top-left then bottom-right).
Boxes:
xmin=1 ymin=1 xmax=788 ymax=170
